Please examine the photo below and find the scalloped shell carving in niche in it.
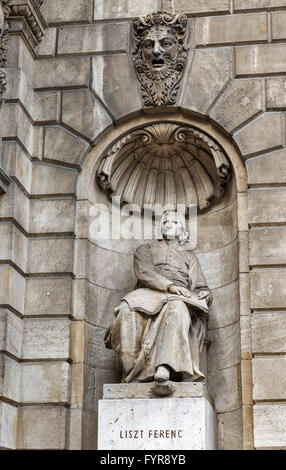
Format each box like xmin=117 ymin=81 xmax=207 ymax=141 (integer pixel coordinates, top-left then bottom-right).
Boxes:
xmin=96 ymin=123 xmax=232 ymax=212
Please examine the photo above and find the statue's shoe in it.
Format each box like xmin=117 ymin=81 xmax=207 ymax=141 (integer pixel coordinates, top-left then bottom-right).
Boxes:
xmin=152 ymin=380 xmax=176 ymax=396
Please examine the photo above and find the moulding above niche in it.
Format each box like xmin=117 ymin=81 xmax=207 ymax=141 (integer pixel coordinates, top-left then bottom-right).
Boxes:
xmin=96 ymin=122 xmax=232 ymax=213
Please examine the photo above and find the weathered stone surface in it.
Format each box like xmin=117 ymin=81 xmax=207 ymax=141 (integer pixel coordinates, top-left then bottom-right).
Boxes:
xmin=250 ymin=227 xmax=286 ymax=266
xmin=86 ymin=243 xmax=135 ymax=291
xmin=266 ymin=77 xmax=286 ymax=111
xmin=240 ymin=316 xmax=252 ymax=357
xmin=246 ymin=150 xmax=286 ymax=184
xmin=28 ymin=238 xmax=74 ymax=274
xmin=85 ymin=282 xmax=127 ymax=328
xmin=181 ymin=48 xmax=232 ymax=113
xmin=0 ymin=355 xmax=21 ymax=402
xmin=248 ymin=188 xmax=286 ymax=224
xmin=43 ymin=126 xmax=90 ymax=166
xmin=0 ymin=265 xmax=25 ymax=314
xmin=253 ymin=404 xmax=286 ymax=449
xmin=208 ymin=322 xmax=241 ymax=371
xmin=0 ymin=184 xmax=29 ymax=232
xmin=195 ymin=14 xmax=267 ymax=46
xmin=92 ymin=55 xmax=141 ymax=120
xmin=58 ymin=23 xmax=129 ymax=55
xmin=33 ymin=57 xmax=90 ymax=90
xmin=217 ymin=409 xmax=243 ymax=450
xmin=22 ymin=318 xmax=70 ymax=360
xmin=208 ymin=281 xmax=240 ymax=330
xmin=85 ymin=323 xmax=117 ymax=371
xmin=234 ymin=0 xmax=286 ymax=11
xmin=29 ymin=198 xmax=75 ymax=233
xmin=94 ymin=0 xmax=160 ymax=20
xmin=31 ymin=164 xmax=77 ymax=196
xmin=84 ymin=367 xmax=121 ymax=409
xmin=17 ymin=407 xmax=67 ymax=449
xmin=236 ymin=44 xmax=286 ymax=76
xmin=0 ymin=223 xmax=27 ymax=273
xmin=234 ymin=113 xmax=283 ymax=158
xmin=62 ymin=90 xmax=112 ymax=141
xmin=0 ymin=310 xmax=23 ymax=358
xmin=272 ymin=11 xmax=286 ymax=41
xmin=208 ymin=365 xmax=241 ymax=413
xmin=21 ymin=362 xmax=70 ymax=403
xmin=253 ymin=357 xmax=286 ymax=401
xmin=42 ymin=0 xmax=93 ymax=24
xmin=162 ymin=0 xmax=230 ymax=14
xmin=25 ymin=278 xmax=72 ymax=316
xmin=210 ymin=80 xmax=263 ymax=133
xmin=35 ymin=27 xmax=56 ymax=58
xmin=251 ymin=313 xmax=286 ymax=353
xmin=197 ymin=240 xmax=238 ymax=290
xmin=250 ymin=271 xmax=286 ymax=309
xmin=0 ymin=403 xmax=17 ymax=449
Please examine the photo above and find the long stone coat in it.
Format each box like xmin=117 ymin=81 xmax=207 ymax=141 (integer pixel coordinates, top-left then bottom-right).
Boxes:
xmin=105 ymin=239 xmax=212 ymax=383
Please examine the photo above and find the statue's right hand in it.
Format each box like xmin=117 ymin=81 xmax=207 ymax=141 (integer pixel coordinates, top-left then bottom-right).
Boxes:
xmin=169 ymin=285 xmax=192 ymax=297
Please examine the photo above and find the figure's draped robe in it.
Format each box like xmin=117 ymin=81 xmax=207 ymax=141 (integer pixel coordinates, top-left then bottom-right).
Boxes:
xmin=106 ymin=239 xmax=212 ymax=383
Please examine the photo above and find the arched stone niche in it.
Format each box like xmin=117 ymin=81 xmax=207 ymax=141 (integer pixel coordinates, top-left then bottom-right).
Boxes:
xmin=75 ymin=111 xmax=248 ymax=450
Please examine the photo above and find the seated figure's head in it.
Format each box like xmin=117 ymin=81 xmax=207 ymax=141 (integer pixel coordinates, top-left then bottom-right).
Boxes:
xmin=158 ymin=211 xmax=189 ymax=244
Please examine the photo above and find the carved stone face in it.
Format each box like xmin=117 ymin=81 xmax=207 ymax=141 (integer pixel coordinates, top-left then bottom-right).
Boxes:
xmin=142 ymin=27 xmax=179 ymax=76
xmin=162 ymin=212 xmax=185 ymax=240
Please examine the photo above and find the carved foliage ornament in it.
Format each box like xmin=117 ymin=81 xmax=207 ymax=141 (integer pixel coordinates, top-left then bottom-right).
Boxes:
xmin=132 ymin=11 xmax=189 ymax=107
xmin=96 ymin=123 xmax=231 ymax=212
xmin=0 ymin=1 xmax=10 ymax=104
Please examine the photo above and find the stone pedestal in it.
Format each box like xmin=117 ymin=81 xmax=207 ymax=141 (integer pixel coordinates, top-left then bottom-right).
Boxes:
xmin=98 ymin=382 xmax=217 ymax=450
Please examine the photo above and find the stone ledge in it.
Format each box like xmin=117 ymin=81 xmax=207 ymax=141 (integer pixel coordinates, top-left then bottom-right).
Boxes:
xmin=103 ymin=382 xmax=214 ymax=405
xmin=0 ymin=169 xmax=12 ymax=194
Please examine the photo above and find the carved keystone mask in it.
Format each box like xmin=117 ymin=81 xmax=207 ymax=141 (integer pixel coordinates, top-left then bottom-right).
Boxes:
xmin=132 ymin=11 xmax=189 ymax=107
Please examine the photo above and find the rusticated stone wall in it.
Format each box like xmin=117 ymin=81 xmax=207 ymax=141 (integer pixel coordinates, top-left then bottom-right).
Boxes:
xmin=0 ymin=0 xmax=286 ymax=450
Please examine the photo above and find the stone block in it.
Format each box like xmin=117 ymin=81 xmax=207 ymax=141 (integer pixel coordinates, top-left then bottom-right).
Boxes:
xmin=208 ymin=280 xmax=240 ymax=330
xmin=236 ymin=44 xmax=286 ymax=76
xmin=85 ymin=368 xmax=121 ymax=409
xmin=217 ymin=409 xmax=243 ymax=450
xmin=207 ymin=365 xmax=241 ymax=413
xmin=162 ymin=0 xmax=229 ymax=15
xmin=250 ymin=227 xmax=286 ymax=266
xmin=197 ymin=239 xmax=238 ymax=290
xmin=0 ymin=265 xmax=25 ymax=315
xmin=272 ymin=11 xmax=286 ymax=41
xmin=234 ymin=113 xmax=283 ymax=159
xmin=31 ymin=163 xmax=77 ymax=196
xmin=17 ymin=407 xmax=67 ymax=449
xmin=70 ymin=321 xmax=85 ymax=363
xmin=35 ymin=27 xmax=56 ymax=58
xmin=14 ymin=146 xmax=32 ymax=194
xmin=266 ymin=77 xmax=286 ymax=109
xmin=85 ymin=323 xmax=117 ymax=371
xmin=253 ymin=357 xmax=286 ymax=401
xmin=0 ymin=354 xmax=21 ymax=402
xmin=240 ymin=316 xmax=252 ymax=357
xmin=208 ymin=322 xmax=241 ymax=371
xmin=181 ymin=48 xmax=232 ymax=114
xmin=210 ymin=79 xmax=263 ymax=133
xmin=29 ymin=198 xmax=75 ymax=233
xmin=85 ymin=282 xmax=127 ymax=328
xmin=234 ymin=0 xmax=286 ymax=11
xmin=0 ymin=310 xmax=23 ymax=358
xmin=20 ymin=362 xmax=70 ymax=404
xmin=42 ymin=0 xmax=93 ymax=24
xmin=61 ymin=90 xmax=112 ymax=141
xmin=86 ymin=243 xmax=135 ymax=291
xmin=92 ymin=55 xmax=141 ymax=120
xmin=27 ymin=238 xmax=74 ymax=274
xmin=33 ymin=91 xmax=59 ymax=123
xmin=253 ymin=404 xmax=286 ymax=449
xmin=246 ymin=150 xmax=286 ymax=184
xmin=0 ymin=184 xmax=29 ymax=232
xmin=195 ymin=14 xmax=267 ymax=46
xmin=33 ymin=57 xmax=90 ymax=90
xmin=0 ymin=403 xmax=17 ymax=449
xmin=248 ymin=188 xmax=286 ymax=224
xmin=94 ymin=0 xmax=160 ymax=20
xmin=43 ymin=126 xmax=90 ymax=166
xmin=25 ymin=278 xmax=72 ymax=316
xmin=0 ymin=222 xmax=27 ymax=273
xmin=251 ymin=313 xmax=286 ymax=353
xmin=58 ymin=23 xmax=129 ymax=55
xmin=21 ymin=318 xmax=70 ymax=360
xmin=250 ymin=271 xmax=286 ymax=309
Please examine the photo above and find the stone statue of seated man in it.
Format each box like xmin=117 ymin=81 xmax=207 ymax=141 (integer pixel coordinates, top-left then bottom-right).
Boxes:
xmin=105 ymin=211 xmax=213 ymax=396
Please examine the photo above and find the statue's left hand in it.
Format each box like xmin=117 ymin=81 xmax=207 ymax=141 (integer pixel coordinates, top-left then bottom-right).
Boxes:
xmin=169 ymin=285 xmax=192 ymax=297
xmin=198 ymin=290 xmax=211 ymax=304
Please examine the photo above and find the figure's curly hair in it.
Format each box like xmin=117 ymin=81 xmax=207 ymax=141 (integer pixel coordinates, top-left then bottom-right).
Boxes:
xmin=158 ymin=211 xmax=190 ymax=245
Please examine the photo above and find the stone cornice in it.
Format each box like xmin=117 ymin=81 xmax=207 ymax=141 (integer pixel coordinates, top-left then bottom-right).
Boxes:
xmin=6 ymin=0 xmax=47 ymax=46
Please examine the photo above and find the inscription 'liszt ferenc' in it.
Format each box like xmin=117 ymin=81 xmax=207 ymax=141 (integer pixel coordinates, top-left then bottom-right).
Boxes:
xmin=105 ymin=211 xmax=213 ymax=396
xmin=132 ymin=11 xmax=189 ymax=106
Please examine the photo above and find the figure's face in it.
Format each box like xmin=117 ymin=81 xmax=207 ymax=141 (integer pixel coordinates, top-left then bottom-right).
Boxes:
xmin=142 ymin=27 xmax=178 ymax=74
xmin=162 ymin=213 xmax=184 ymax=240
